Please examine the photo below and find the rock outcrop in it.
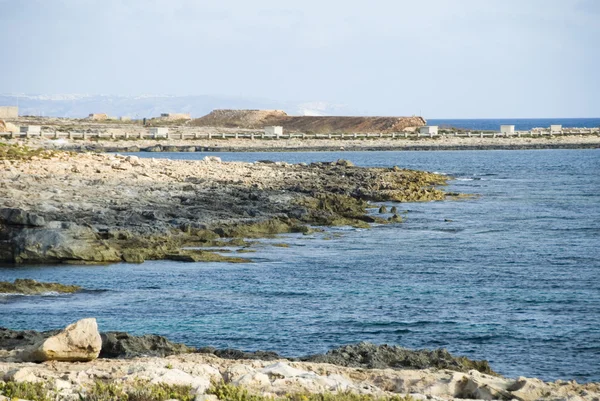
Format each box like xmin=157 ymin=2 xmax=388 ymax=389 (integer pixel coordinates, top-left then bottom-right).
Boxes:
xmin=100 ymin=332 xmax=194 ymax=358
xmin=0 ymin=279 xmax=81 ymax=295
xmin=0 ymin=211 xmax=122 ymax=264
xmin=22 ymin=318 xmax=102 ymax=362
xmin=302 ymin=342 xmax=494 ymax=374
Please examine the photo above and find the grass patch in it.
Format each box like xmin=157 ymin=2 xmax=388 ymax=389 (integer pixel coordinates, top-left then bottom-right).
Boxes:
xmin=80 ymin=379 xmax=194 ymax=401
xmin=208 ymin=381 xmax=414 ymax=401
xmin=0 ymin=143 xmax=64 ymax=161
xmin=0 ymin=381 xmax=53 ymax=401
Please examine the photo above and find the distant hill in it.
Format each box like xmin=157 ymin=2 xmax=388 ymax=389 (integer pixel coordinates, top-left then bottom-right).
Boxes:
xmin=0 ymin=94 xmax=357 ymax=119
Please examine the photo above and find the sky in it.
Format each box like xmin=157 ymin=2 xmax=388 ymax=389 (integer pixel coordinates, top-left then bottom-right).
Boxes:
xmin=0 ymin=0 xmax=598 ymax=118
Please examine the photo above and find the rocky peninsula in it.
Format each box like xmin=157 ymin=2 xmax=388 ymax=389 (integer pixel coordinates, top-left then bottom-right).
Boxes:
xmin=0 ymin=144 xmax=451 ymax=264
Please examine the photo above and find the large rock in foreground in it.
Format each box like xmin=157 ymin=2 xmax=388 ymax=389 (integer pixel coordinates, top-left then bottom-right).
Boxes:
xmin=23 ymin=318 xmax=102 ymax=362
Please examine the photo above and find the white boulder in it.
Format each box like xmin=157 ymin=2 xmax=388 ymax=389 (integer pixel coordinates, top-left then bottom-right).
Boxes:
xmin=23 ymin=318 xmax=102 ymax=362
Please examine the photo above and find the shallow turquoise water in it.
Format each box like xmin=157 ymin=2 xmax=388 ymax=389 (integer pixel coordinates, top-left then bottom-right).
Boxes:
xmin=1 ymin=149 xmax=599 ymax=382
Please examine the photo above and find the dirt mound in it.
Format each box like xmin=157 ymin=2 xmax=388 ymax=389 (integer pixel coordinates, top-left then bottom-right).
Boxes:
xmin=279 ymin=115 xmax=426 ymax=133
xmin=191 ymin=109 xmax=288 ymax=129
xmin=191 ymin=110 xmax=426 ymax=133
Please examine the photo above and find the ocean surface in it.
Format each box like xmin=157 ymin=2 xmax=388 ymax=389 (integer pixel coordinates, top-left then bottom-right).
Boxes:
xmin=2 ymin=149 xmax=600 ymax=382
xmin=427 ymin=118 xmax=600 ymax=131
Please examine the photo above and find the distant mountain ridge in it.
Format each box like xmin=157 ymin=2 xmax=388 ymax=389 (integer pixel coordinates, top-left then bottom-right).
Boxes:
xmin=0 ymin=94 xmax=355 ymax=119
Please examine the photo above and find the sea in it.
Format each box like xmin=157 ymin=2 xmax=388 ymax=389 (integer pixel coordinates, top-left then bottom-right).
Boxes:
xmin=1 ymin=149 xmax=600 ymax=383
xmin=427 ymin=118 xmax=600 ymax=131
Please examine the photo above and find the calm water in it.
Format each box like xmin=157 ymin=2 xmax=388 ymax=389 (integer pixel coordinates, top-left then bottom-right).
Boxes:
xmin=428 ymin=118 xmax=600 ymax=131
xmin=2 ymin=150 xmax=599 ymax=382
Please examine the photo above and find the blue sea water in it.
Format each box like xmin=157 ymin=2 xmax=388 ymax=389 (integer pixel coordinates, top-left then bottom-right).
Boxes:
xmin=427 ymin=118 xmax=600 ymax=131
xmin=1 ymin=149 xmax=600 ymax=382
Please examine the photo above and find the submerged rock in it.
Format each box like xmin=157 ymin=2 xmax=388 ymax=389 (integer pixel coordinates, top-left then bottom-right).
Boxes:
xmin=0 ymin=279 xmax=81 ymax=295
xmin=22 ymin=318 xmax=102 ymax=362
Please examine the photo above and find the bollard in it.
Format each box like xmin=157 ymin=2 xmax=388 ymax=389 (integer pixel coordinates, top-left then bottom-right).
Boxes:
xmin=250 ymin=133 xmax=254 ymax=140
xmin=124 ymin=133 xmax=129 ymax=139
xmin=302 ymin=133 xmax=306 ymax=139
xmin=391 ymin=132 xmax=395 ymax=139
xmin=208 ymin=133 xmax=212 ymax=139
xmin=328 ymin=133 xmax=332 ymax=139
xmin=111 ymin=132 xmax=115 ymax=139
xmin=222 ymin=133 xmax=226 ymax=139
xmin=235 ymin=133 xmax=238 ymax=139
xmin=140 ymin=132 xmax=144 ymax=139
xmin=69 ymin=132 xmax=74 ymax=139
xmin=480 ymin=132 xmax=483 ymax=138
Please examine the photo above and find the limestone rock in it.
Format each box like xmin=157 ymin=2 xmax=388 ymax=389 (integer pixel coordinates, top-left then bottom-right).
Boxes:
xmin=126 ymin=364 xmax=210 ymax=394
xmin=3 ymin=366 xmax=43 ymax=383
xmin=7 ymin=223 xmax=121 ymax=264
xmin=23 ymin=318 xmax=102 ymax=362
xmin=0 ymin=208 xmax=45 ymax=227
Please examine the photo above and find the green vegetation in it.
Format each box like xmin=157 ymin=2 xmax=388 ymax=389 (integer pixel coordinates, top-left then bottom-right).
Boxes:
xmin=207 ymin=381 xmax=414 ymax=401
xmin=0 ymin=380 xmax=53 ymax=401
xmin=80 ymin=379 xmax=194 ymax=401
xmin=0 ymin=143 xmax=63 ymax=161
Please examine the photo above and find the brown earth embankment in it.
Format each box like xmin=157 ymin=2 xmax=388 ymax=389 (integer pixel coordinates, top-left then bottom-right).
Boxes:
xmin=191 ymin=109 xmax=427 ymax=133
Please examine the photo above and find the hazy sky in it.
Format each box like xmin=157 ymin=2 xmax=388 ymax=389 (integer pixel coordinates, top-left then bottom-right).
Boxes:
xmin=1 ymin=0 xmax=598 ymax=118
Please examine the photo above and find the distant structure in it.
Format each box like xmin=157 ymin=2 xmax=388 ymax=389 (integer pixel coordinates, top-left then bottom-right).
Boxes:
xmin=149 ymin=127 xmax=169 ymax=138
xmin=88 ymin=113 xmax=109 ymax=121
xmin=550 ymin=124 xmax=562 ymax=133
xmin=20 ymin=126 xmax=41 ymax=135
xmin=264 ymin=126 xmax=283 ymax=137
xmin=159 ymin=113 xmax=191 ymax=121
xmin=419 ymin=126 xmax=438 ymax=135
xmin=500 ymin=125 xmax=515 ymax=134
xmin=0 ymin=106 xmax=18 ymax=119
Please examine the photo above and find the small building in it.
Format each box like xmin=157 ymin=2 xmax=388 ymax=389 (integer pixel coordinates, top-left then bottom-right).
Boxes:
xmin=0 ymin=106 xmax=18 ymax=119
xmin=264 ymin=126 xmax=283 ymax=136
xmin=550 ymin=124 xmax=562 ymax=133
xmin=149 ymin=127 xmax=169 ymax=138
xmin=88 ymin=113 xmax=109 ymax=121
xmin=500 ymin=125 xmax=515 ymax=134
xmin=20 ymin=125 xmax=41 ymax=135
xmin=159 ymin=113 xmax=191 ymax=121
xmin=419 ymin=126 xmax=438 ymax=135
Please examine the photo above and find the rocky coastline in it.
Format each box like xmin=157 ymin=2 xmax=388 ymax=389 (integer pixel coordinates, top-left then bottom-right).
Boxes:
xmin=5 ymin=132 xmax=600 ymax=154
xmin=1 ymin=320 xmax=598 ymax=401
xmin=0 ymin=144 xmax=452 ymax=265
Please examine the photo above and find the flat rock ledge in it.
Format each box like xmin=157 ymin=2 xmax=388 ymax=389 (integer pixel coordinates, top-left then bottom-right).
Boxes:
xmin=0 ymin=353 xmax=598 ymax=401
xmin=0 ymin=279 xmax=81 ymax=295
xmin=1 ymin=147 xmax=453 ymax=265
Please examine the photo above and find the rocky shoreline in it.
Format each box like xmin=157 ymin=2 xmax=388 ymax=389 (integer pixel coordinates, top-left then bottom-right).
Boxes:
xmin=0 ymin=144 xmax=453 ymax=265
xmin=5 ymin=132 xmax=600 ymax=154
xmin=1 ymin=320 xmax=598 ymax=401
